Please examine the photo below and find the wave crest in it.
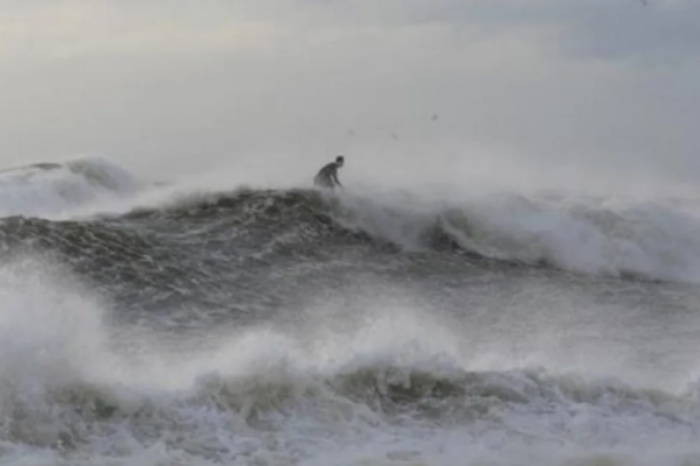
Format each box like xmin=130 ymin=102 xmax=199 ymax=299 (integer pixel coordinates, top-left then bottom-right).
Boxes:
xmin=4 ymin=171 xmax=700 ymax=284
xmin=133 ymin=187 xmax=700 ymax=282
xmin=0 ymin=156 xmax=144 ymax=219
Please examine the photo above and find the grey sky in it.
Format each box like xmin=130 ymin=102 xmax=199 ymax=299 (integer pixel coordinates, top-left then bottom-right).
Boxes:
xmin=0 ymin=0 xmax=697 ymax=188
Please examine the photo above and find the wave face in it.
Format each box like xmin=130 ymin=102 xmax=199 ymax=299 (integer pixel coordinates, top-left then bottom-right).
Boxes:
xmin=3 ymin=158 xmax=700 ymax=465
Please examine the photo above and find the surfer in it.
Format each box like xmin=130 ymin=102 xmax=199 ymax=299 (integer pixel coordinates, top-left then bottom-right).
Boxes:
xmin=314 ymin=155 xmax=344 ymax=190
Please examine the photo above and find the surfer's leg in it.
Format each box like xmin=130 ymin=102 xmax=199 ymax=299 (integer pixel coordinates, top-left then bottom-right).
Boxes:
xmin=314 ymin=176 xmax=334 ymax=190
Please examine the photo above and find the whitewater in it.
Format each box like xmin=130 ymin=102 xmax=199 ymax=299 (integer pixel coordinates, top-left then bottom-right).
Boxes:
xmin=2 ymin=156 xmax=700 ymax=466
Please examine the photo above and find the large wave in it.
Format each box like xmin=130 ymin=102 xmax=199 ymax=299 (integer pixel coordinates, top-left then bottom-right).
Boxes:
xmin=3 ymin=156 xmax=700 ymax=284
xmin=1 ymin=257 xmax=699 ymax=465
xmin=117 ymin=186 xmax=700 ymax=283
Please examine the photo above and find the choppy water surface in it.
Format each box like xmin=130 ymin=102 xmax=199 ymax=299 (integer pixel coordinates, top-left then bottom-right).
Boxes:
xmin=2 ymin=158 xmax=700 ymax=465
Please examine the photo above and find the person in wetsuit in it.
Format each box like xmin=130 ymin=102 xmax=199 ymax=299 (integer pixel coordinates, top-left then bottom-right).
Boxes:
xmin=314 ymin=155 xmax=344 ymax=190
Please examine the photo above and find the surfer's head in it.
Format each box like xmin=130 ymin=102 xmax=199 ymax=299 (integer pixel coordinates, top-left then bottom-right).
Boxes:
xmin=335 ymin=155 xmax=344 ymax=167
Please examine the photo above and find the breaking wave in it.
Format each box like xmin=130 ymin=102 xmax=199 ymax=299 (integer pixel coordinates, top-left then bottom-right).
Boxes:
xmin=0 ymin=156 xmax=144 ymax=219
xmin=1 ymin=256 xmax=699 ymax=465
xmin=2 ymin=156 xmax=700 ymax=284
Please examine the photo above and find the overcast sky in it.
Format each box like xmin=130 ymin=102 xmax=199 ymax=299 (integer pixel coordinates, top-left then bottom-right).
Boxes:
xmin=0 ymin=0 xmax=698 ymax=189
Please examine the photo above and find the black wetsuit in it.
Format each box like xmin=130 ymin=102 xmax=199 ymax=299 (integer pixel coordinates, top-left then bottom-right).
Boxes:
xmin=314 ymin=162 xmax=342 ymax=189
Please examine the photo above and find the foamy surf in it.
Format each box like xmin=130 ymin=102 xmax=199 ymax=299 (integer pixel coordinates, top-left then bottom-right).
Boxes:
xmin=2 ymin=156 xmax=700 ymax=465
xmin=0 ymin=156 xmax=145 ymax=219
xmin=325 ymin=187 xmax=700 ymax=283
xmin=0 ymin=258 xmax=699 ymax=466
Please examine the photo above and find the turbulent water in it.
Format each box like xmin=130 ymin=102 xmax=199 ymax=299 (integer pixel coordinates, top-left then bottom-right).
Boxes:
xmin=3 ymin=157 xmax=700 ymax=465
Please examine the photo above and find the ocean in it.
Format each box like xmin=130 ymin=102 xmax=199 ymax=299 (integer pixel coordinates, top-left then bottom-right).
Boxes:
xmin=2 ymin=156 xmax=700 ymax=466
